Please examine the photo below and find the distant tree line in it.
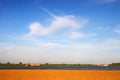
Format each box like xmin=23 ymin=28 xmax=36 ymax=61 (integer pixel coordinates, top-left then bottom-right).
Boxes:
xmin=0 ymin=62 xmax=120 ymax=67
xmin=0 ymin=62 xmax=25 ymax=66
xmin=0 ymin=62 xmax=92 ymax=67
xmin=109 ymin=63 xmax=120 ymax=66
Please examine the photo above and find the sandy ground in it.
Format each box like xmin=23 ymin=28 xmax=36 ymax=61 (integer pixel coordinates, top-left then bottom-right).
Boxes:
xmin=0 ymin=70 xmax=120 ymax=80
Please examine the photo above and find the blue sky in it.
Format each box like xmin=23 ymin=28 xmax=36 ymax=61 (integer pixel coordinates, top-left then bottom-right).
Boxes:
xmin=0 ymin=0 xmax=120 ymax=64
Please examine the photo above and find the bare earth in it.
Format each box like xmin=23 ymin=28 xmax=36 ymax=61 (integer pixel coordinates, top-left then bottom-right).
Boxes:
xmin=0 ymin=70 xmax=120 ymax=80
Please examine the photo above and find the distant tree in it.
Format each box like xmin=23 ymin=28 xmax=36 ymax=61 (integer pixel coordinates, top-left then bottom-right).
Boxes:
xmin=7 ymin=62 xmax=10 ymax=65
xmin=45 ymin=63 xmax=49 ymax=65
xmin=18 ymin=62 xmax=23 ymax=66
xmin=6 ymin=62 xmax=11 ymax=66
xmin=78 ymin=63 xmax=81 ymax=65
xmin=19 ymin=62 xmax=22 ymax=65
xmin=109 ymin=63 xmax=120 ymax=66
xmin=63 ymin=63 xmax=66 ymax=66
xmin=27 ymin=63 xmax=31 ymax=66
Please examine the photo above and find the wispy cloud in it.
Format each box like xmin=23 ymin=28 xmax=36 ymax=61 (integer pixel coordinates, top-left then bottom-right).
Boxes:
xmin=96 ymin=39 xmax=120 ymax=49
xmin=25 ymin=16 xmax=80 ymax=36
xmin=113 ymin=24 xmax=120 ymax=34
xmin=114 ymin=30 xmax=120 ymax=34
xmin=24 ymin=15 xmax=79 ymax=38
xmin=1 ymin=38 xmax=120 ymax=63
xmin=90 ymin=0 xmax=118 ymax=4
xmin=70 ymin=32 xmax=85 ymax=39
xmin=70 ymin=32 xmax=97 ymax=39
xmin=24 ymin=22 xmax=47 ymax=37
xmin=23 ymin=8 xmax=89 ymax=39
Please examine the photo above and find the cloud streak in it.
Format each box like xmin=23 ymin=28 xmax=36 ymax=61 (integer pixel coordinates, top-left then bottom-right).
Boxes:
xmin=0 ymin=38 xmax=120 ymax=63
xmin=114 ymin=24 xmax=120 ymax=34
xmin=114 ymin=30 xmax=120 ymax=34
xmin=24 ymin=15 xmax=79 ymax=37
xmin=91 ymin=0 xmax=118 ymax=4
xmin=23 ymin=9 xmax=88 ymax=39
xmin=70 ymin=32 xmax=85 ymax=39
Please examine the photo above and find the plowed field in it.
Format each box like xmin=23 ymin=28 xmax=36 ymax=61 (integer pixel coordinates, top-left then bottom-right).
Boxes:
xmin=0 ymin=70 xmax=120 ymax=80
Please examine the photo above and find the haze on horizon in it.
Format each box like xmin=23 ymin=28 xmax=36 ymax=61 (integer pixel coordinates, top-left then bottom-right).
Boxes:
xmin=0 ymin=0 xmax=120 ymax=64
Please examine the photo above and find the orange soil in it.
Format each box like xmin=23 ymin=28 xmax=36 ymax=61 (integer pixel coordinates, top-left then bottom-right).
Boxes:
xmin=0 ymin=70 xmax=120 ymax=80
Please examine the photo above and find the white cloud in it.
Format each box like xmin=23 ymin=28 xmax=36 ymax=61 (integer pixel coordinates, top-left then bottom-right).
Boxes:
xmin=114 ymin=30 xmax=120 ymax=34
xmin=24 ymin=15 xmax=81 ymax=38
xmin=24 ymin=22 xmax=47 ymax=37
xmin=23 ymin=9 xmax=88 ymax=38
xmin=95 ymin=39 xmax=120 ymax=50
xmin=70 ymin=32 xmax=97 ymax=39
xmin=1 ymin=39 xmax=120 ymax=63
xmin=70 ymin=32 xmax=85 ymax=39
xmin=36 ymin=42 xmax=64 ymax=48
xmin=49 ymin=16 xmax=79 ymax=32
xmin=113 ymin=24 xmax=120 ymax=34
